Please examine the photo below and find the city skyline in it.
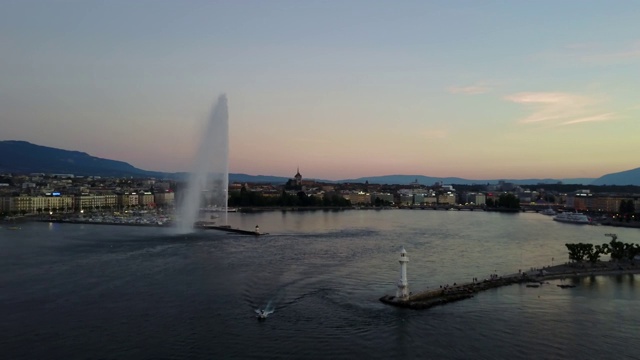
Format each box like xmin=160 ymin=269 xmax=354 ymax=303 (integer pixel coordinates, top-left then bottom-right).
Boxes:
xmin=1 ymin=1 xmax=639 ymax=181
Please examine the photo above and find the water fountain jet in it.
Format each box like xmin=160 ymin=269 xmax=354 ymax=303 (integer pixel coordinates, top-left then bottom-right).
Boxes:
xmin=175 ymin=94 xmax=229 ymax=233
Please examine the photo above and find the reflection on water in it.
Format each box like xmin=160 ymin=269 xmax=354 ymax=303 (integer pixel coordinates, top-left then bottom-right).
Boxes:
xmin=0 ymin=210 xmax=638 ymax=359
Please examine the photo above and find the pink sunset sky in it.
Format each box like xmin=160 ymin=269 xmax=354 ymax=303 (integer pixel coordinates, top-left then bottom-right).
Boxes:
xmin=1 ymin=1 xmax=638 ymax=181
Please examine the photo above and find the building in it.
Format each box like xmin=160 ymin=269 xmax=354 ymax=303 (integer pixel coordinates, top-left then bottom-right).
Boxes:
xmin=75 ymin=194 xmax=117 ymax=212
xmin=138 ymin=192 xmax=155 ymax=208
xmin=346 ymin=191 xmax=372 ymax=205
xmin=153 ymin=190 xmax=175 ymax=207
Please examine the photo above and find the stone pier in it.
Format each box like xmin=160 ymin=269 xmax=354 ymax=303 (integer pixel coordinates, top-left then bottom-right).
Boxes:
xmin=380 ymin=261 xmax=640 ymax=310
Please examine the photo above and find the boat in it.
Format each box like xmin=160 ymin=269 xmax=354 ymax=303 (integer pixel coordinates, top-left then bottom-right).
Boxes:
xmin=255 ymin=309 xmax=272 ymax=321
xmin=557 ymin=284 xmax=576 ymax=289
xmin=553 ymin=212 xmax=591 ymax=224
xmin=540 ymin=208 xmax=557 ymax=216
xmin=200 ymin=206 xmax=238 ymax=213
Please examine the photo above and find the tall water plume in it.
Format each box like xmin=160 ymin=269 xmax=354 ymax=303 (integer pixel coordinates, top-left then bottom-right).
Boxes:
xmin=176 ymin=94 xmax=229 ymax=233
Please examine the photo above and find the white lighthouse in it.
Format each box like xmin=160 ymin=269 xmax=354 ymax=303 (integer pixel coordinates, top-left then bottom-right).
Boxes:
xmin=396 ymin=247 xmax=410 ymax=299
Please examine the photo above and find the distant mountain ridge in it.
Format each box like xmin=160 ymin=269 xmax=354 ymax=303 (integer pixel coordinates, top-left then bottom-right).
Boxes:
xmin=0 ymin=140 xmax=166 ymax=178
xmin=1 ymin=140 xmax=638 ymax=185
xmin=340 ymin=175 xmax=597 ymax=186
xmin=590 ymin=167 xmax=640 ymax=186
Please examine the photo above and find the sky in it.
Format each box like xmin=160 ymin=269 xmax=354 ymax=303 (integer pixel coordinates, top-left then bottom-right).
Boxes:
xmin=1 ymin=1 xmax=639 ymax=181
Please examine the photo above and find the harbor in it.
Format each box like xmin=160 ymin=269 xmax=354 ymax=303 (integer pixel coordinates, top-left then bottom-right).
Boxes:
xmin=38 ymin=215 xmax=266 ymax=236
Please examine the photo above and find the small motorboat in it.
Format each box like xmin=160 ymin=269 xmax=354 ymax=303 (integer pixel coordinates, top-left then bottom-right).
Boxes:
xmin=557 ymin=284 xmax=576 ymax=289
xmin=255 ymin=309 xmax=270 ymax=321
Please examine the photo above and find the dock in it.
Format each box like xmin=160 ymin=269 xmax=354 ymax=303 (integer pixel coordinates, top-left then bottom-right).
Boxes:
xmin=380 ymin=274 xmax=531 ymax=309
xmin=196 ymin=223 xmax=266 ymax=236
xmin=380 ymin=262 xmax=640 ymax=310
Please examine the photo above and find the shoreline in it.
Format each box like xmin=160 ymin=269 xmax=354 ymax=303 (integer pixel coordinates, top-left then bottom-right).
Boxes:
xmin=380 ymin=261 xmax=640 ymax=310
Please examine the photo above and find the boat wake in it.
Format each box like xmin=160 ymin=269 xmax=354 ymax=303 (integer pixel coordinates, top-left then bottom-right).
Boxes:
xmin=254 ymin=300 xmax=276 ymax=320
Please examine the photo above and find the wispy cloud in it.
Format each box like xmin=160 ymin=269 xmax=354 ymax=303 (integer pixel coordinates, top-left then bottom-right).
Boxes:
xmin=447 ymin=85 xmax=491 ymax=95
xmin=542 ymin=40 xmax=640 ymax=65
xmin=505 ymin=92 xmax=617 ymax=127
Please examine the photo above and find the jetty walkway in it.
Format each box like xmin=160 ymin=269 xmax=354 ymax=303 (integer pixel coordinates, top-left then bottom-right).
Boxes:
xmin=380 ymin=261 xmax=640 ymax=310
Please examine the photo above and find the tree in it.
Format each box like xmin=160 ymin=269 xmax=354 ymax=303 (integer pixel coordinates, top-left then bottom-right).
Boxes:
xmin=587 ymin=244 xmax=608 ymax=264
xmin=498 ymin=193 xmax=520 ymax=209
xmin=609 ymin=238 xmax=626 ymax=261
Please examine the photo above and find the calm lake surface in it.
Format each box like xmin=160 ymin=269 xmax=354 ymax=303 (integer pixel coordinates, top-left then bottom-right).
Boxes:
xmin=2 ymin=210 xmax=639 ymax=359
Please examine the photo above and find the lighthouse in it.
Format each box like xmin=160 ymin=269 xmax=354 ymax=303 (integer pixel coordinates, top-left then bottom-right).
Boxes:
xmin=396 ymin=247 xmax=410 ymax=299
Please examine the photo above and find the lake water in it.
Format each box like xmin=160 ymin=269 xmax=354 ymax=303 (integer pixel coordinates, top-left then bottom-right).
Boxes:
xmin=1 ymin=210 xmax=639 ymax=359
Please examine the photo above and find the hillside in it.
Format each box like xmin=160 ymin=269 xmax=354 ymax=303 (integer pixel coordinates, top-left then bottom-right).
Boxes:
xmin=0 ymin=140 xmax=167 ymax=178
xmin=591 ymin=167 xmax=640 ymax=186
xmin=342 ymin=175 xmax=596 ymax=186
xmin=0 ymin=140 xmax=291 ymax=183
xmin=4 ymin=140 xmax=637 ymax=185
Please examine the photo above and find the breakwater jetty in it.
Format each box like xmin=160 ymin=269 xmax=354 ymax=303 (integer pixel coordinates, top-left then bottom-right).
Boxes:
xmin=39 ymin=217 xmax=266 ymax=236
xmin=196 ymin=223 xmax=266 ymax=236
xmin=380 ymin=248 xmax=640 ymax=310
xmin=380 ymin=274 xmax=531 ymax=310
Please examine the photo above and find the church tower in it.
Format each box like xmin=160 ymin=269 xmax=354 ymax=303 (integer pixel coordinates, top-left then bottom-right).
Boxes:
xmin=294 ymin=167 xmax=302 ymax=187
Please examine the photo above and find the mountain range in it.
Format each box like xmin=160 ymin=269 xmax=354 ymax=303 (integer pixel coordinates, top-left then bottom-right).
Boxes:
xmin=1 ymin=140 xmax=639 ymax=186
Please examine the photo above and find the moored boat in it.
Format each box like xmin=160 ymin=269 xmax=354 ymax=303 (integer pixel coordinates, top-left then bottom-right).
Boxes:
xmin=540 ymin=208 xmax=557 ymax=216
xmin=553 ymin=212 xmax=591 ymax=224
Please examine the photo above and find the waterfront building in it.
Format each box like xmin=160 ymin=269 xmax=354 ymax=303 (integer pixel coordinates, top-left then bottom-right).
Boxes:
xmin=13 ymin=195 xmax=32 ymax=214
xmin=153 ymin=190 xmax=175 ymax=207
xmin=31 ymin=194 xmax=74 ymax=213
xmin=460 ymin=192 xmax=486 ymax=206
xmin=371 ymin=192 xmax=394 ymax=204
xmin=346 ymin=191 xmax=371 ymax=205
xmin=565 ymin=192 xmax=640 ymax=213
xmin=0 ymin=194 xmax=74 ymax=215
xmin=0 ymin=196 xmax=9 ymax=214
xmin=138 ymin=192 xmax=155 ymax=208
xmin=412 ymin=193 xmax=425 ymax=205
xmin=118 ymin=193 xmax=140 ymax=209
xmin=398 ymin=194 xmax=413 ymax=206
xmin=437 ymin=193 xmax=456 ymax=205
xmin=75 ymin=194 xmax=117 ymax=212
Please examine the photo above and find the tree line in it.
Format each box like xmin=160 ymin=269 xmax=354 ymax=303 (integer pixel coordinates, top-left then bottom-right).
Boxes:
xmin=228 ymin=187 xmax=351 ymax=207
xmin=565 ymin=236 xmax=640 ymax=264
xmin=485 ymin=193 xmax=520 ymax=209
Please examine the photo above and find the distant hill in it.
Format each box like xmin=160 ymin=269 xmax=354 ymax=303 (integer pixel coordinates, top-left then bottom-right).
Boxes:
xmin=0 ymin=140 xmax=168 ymax=178
xmin=0 ymin=140 xmax=614 ymax=185
xmin=342 ymin=175 xmax=596 ymax=186
xmin=0 ymin=140 xmax=291 ymax=183
xmin=590 ymin=167 xmax=640 ymax=186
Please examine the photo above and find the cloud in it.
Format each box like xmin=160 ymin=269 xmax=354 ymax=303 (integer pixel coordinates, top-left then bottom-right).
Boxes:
xmin=560 ymin=113 xmax=616 ymax=126
xmin=542 ymin=40 xmax=640 ymax=65
xmin=505 ymin=92 xmax=617 ymax=127
xmin=447 ymin=85 xmax=490 ymax=95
